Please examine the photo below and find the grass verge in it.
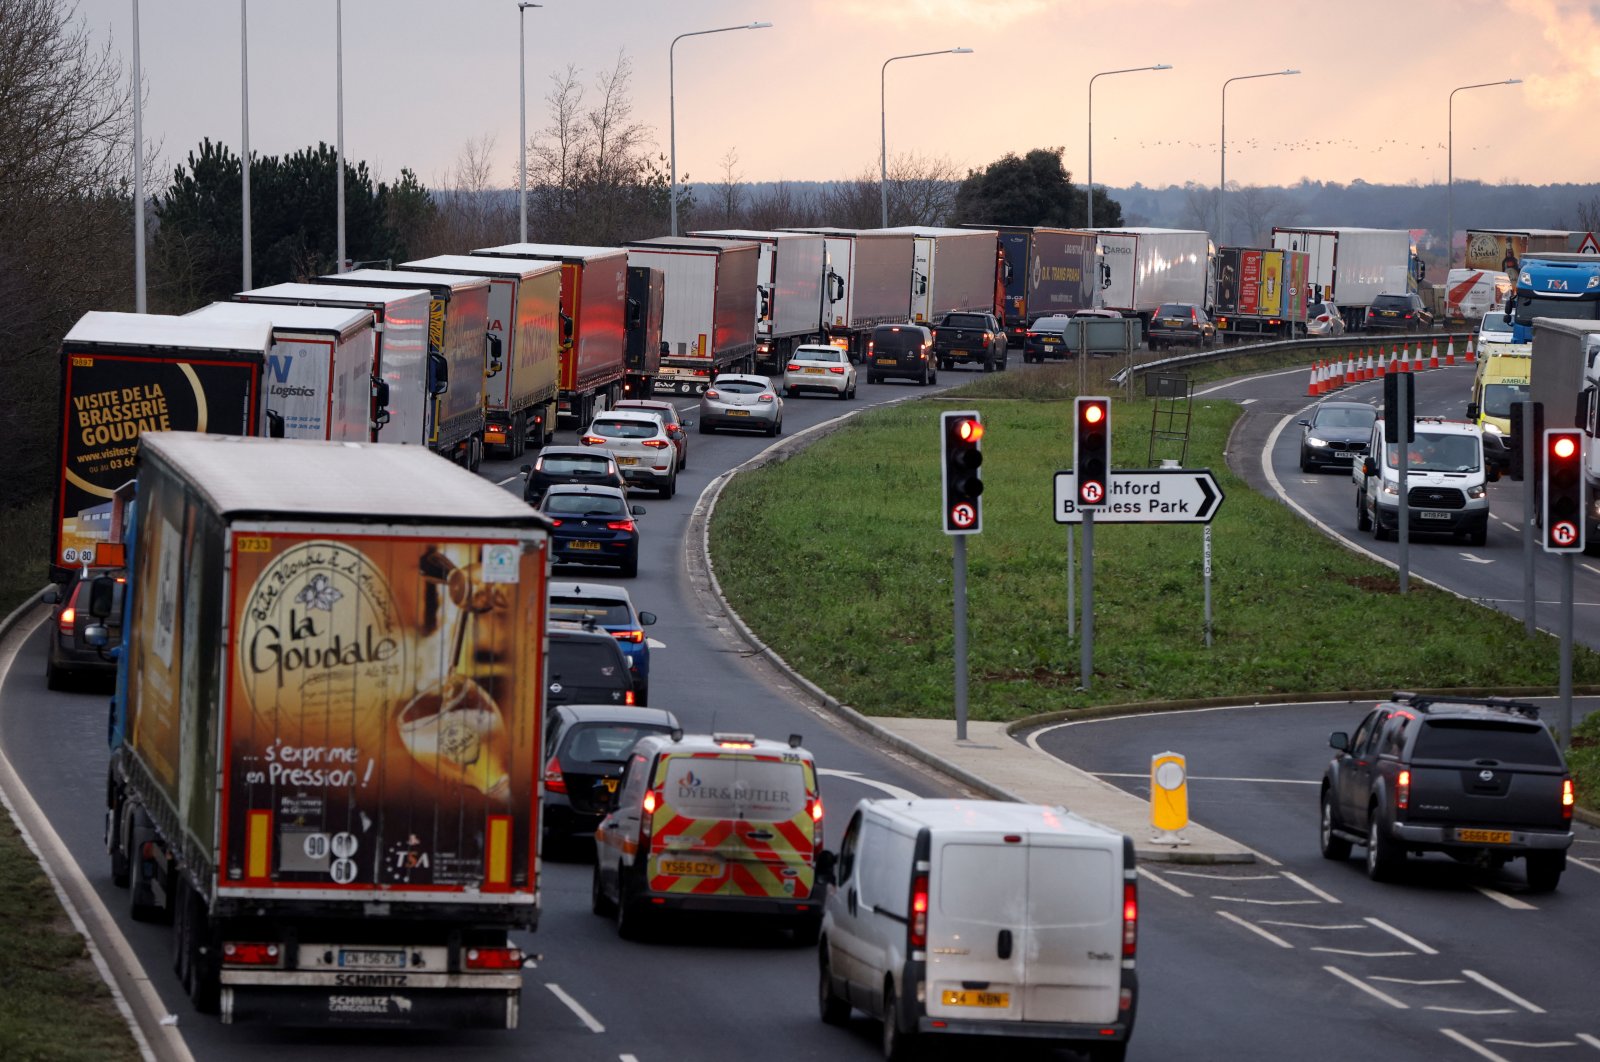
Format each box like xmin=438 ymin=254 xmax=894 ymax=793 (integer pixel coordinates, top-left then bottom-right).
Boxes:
xmin=1570 ymin=714 xmax=1600 ymax=816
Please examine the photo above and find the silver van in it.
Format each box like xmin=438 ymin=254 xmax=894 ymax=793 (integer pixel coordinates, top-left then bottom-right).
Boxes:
xmin=817 ymin=799 xmax=1137 ymax=1061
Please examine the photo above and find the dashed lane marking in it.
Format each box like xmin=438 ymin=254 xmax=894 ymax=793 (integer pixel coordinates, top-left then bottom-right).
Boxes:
xmin=1166 ymin=870 xmax=1280 ymax=880
xmin=622 ymin=1055 xmax=643 ymax=1062
xmin=1215 ymin=897 xmax=1321 ymax=906
xmin=1463 ymin=969 xmax=1546 ymax=1014
xmin=1137 ymin=868 xmax=1192 ymax=898
xmin=816 ymin=768 xmax=919 ymax=802
xmin=1092 ymin=771 xmax=1318 ymax=785
xmin=1312 ymin=948 xmax=1415 ymax=958
xmin=1576 ymin=1033 xmax=1600 ymax=1050
xmin=1426 ymin=1006 xmax=1516 ymax=1015
xmin=1568 ymin=857 xmax=1600 ymax=878
xmin=1325 ymin=965 xmax=1408 ymax=1009
xmin=1365 ymin=917 xmax=1440 ymax=955
xmin=1583 ymin=563 xmax=1600 ymax=578
xmin=1281 ymin=871 xmax=1342 ymax=904
xmin=1440 ymin=1029 xmax=1514 ymax=1062
xmin=496 ymin=473 xmax=521 ymax=486
xmin=1486 ymin=1041 xmax=1582 ymax=1049
xmin=1259 ymin=921 xmax=1364 ymax=930
xmin=1475 ymin=886 xmax=1537 ymax=910
xmin=546 ymin=983 xmax=606 ymax=1033
xmin=1216 ymin=910 xmax=1292 ymax=948
xmin=1371 ymin=977 xmax=1466 ymax=986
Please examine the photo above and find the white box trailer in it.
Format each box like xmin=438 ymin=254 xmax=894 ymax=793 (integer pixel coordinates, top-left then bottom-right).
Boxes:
xmin=233 ymin=283 xmax=430 ymax=454
xmin=1270 ymin=226 xmax=1416 ymax=330
xmin=689 ymin=229 xmax=829 ymax=373
xmin=187 ymin=301 xmax=375 ymax=443
xmin=778 ymin=226 xmax=913 ymax=359
xmin=624 ymin=237 xmax=759 ymax=395
xmin=871 ymin=226 xmax=997 ymax=324
xmin=1091 ymin=228 xmax=1213 ymax=321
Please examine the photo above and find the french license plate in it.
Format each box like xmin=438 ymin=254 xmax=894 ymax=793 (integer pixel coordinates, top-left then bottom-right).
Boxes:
xmin=942 ymin=990 xmax=1009 ymax=1008
xmin=728 ymin=409 xmax=750 ymax=416
xmin=658 ymin=366 xmax=679 ymax=376
xmin=617 ymin=457 xmax=639 ymax=465
xmin=1456 ymin=828 xmax=1512 ymax=844
xmin=568 ymin=540 xmax=603 ymax=551
xmin=804 ymin=367 xmax=825 ymax=375
xmin=1335 ymin=451 xmax=1359 ymax=459
xmin=340 ymin=949 xmax=405 ymax=969
xmin=661 ymin=859 xmax=721 ymax=877
xmin=1419 ymin=510 xmax=1451 ymax=520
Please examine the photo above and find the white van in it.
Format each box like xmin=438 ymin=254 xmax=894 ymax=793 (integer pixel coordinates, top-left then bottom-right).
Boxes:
xmin=1354 ymin=416 xmax=1490 ymax=545
xmin=817 ymin=800 xmax=1136 ymax=1061
xmin=1444 ymin=269 xmax=1512 ymax=327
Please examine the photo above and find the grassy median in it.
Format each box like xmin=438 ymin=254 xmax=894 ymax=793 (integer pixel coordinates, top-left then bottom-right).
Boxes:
xmin=711 ymin=362 xmax=1600 ymax=724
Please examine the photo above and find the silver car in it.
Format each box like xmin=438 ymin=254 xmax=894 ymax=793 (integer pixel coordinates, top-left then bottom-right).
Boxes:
xmin=782 ymin=344 xmax=857 ymax=399
xmin=1305 ymin=300 xmax=1346 ymax=338
xmin=698 ymin=374 xmax=784 ymax=436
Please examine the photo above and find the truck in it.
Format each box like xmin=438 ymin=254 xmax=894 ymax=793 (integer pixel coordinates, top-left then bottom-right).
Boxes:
xmin=1508 ymin=253 xmax=1600 ymax=342
xmin=623 ymin=236 xmax=759 ymax=396
xmin=233 ymin=283 xmax=430 ymax=456
xmin=1464 ymin=229 xmax=1571 ymax=273
xmin=1091 ymin=228 xmax=1213 ymax=325
xmin=776 ymin=226 xmax=912 ymax=360
xmin=1529 ymin=318 xmax=1600 ymax=548
xmin=1210 ymin=247 xmax=1311 ymax=340
xmin=186 ymin=301 xmax=378 ymax=443
xmin=688 ymin=229 xmax=830 ymax=374
xmin=624 ymin=265 xmax=666 ymax=397
xmin=51 ymin=312 xmax=272 ymax=582
xmin=87 ymin=433 xmax=549 ymax=1026
xmin=471 ymin=244 xmax=631 ymax=424
xmin=871 ymin=226 xmax=998 ymax=325
xmin=1270 ymin=226 xmax=1423 ymax=331
xmin=399 ymin=255 xmax=563 ymax=458
xmin=313 ymin=269 xmax=495 ymax=471
xmin=965 ymin=225 xmax=1101 ymax=346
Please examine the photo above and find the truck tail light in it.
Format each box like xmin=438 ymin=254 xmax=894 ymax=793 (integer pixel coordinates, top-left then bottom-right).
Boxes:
xmin=909 ymin=871 xmax=929 ymax=949
xmin=1396 ymin=769 xmax=1410 ymax=811
xmin=543 ymin=756 xmax=566 ymax=793
xmin=1562 ymin=778 xmax=1575 ymax=821
xmin=1122 ymin=881 xmax=1138 ymax=957
xmin=222 ymin=942 xmax=282 ymax=967
xmin=464 ymin=945 xmax=523 ymax=970
xmin=57 ymin=606 xmax=76 ymax=634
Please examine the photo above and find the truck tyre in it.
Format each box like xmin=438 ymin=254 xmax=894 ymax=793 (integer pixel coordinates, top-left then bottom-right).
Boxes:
xmin=1525 ymin=851 xmax=1565 ymax=893
xmin=1365 ymin=808 xmax=1404 ymax=883
xmin=127 ymin=807 xmax=167 ymax=923
xmin=591 ymin=863 xmax=617 ymax=917
xmin=1356 ymin=492 xmax=1372 ymax=532
xmin=818 ymin=947 xmax=851 ymax=1025
xmin=1320 ymin=789 xmax=1352 ymax=861
xmin=186 ymin=886 xmax=220 ymax=1014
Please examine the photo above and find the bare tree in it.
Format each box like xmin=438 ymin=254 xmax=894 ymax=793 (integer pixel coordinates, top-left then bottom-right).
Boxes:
xmin=713 ymin=147 xmax=743 ymax=225
xmin=885 ymin=152 xmax=960 ymax=226
xmin=1576 ymin=195 xmax=1600 ymax=234
xmin=1179 ymin=182 xmax=1218 ymax=234
xmin=424 ymin=134 xmax=513 ymax=252
xmin=745 ymin=181 xmax=818 ymax=230
xmin=527 ymin=64 xmax=588 ymax=238
xmin=1228 ymin=184 xmax=1298 ymax=246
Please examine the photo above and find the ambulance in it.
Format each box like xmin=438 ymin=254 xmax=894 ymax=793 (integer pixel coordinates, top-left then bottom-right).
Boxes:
xmin=1466 ymin=343 xmax=1532 ymax=474
xmin=592 ymin=731 xmax=824 ymax=941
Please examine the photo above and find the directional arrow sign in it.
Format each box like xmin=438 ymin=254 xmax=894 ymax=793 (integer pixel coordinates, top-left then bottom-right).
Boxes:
xmin=1053 ymin=468 xmax=1224 ymax=524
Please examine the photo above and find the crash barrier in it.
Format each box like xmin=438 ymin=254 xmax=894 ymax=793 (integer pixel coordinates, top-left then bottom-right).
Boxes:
xmin=1111 ymin=330 xmax=1479 ymax=392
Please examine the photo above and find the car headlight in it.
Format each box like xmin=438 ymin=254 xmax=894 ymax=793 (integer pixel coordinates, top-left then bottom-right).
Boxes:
xmin=1482 ymin=422 xmax=1502 ymax=435
xmin=1306 ymin=436 xmax=1328 ymax=448
xmin=1468 ymin=484 xmax=1487 ymax=499
xmin=1382 ymin=483 xmax=1399 ymax=496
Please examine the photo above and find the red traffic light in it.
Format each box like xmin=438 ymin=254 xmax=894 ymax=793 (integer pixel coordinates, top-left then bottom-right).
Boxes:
xmin=957 ymin=419 xmax=984 ymax=443
xmin=1082 ymin=403 xmax=1105 ymax=425
xmin=1552 ymin=435 xmax=1578 ymax=460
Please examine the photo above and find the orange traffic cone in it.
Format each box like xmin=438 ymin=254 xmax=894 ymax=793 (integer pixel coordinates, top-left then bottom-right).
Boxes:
xmin=1307 ymin=362 xmax=1320 ymax=397
xmin=1465 ymin=339 xmax=1476 ymax=364
xmin=1367 ymin=352 xmax=1377 ymax=379
xmin=1344 ymin=356 xmax=1356 ymax=386
xmin=1445 ymin=338 xmax=1455 ymax=366
xmin=1429 ymin=339 xmax=1440 ymax=369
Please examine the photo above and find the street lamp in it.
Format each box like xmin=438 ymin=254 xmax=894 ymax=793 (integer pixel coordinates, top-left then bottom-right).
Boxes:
xmin=1219 ymin=68 xmax=1298 ymax=245
xmin=670 ymin=21 xmax=773 ymax=236
xmin=132 ymin=0 xmax=145 ymax=312
xmin=881 ymin=48 xmax=972 ymax=227
xmin=1086 ymin=63 xmax=1171 ymax=228
xmin=518 ymin=3 xmax=543 ymax=243
xmin=241 ymin=0 xmax=251 ymax=290
xmin=1448 ymin=78 xmax=1522 ymax=269
xmin=335 ymin=0 xmax=345 ymax=272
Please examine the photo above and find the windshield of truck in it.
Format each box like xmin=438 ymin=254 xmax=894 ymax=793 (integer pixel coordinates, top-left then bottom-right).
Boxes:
xmin=1385 ymin=432 xmax=1481 ymax=473
xmin=940 ymin=314 xmax=988 ymax=329
xmin=1514 ymin=293 xmax=1600 ymax=324
xmin=1482 ymin=383 xmax=1531 ymax=419
xmin=656 ymin=754 xmax=809 ymax=823
xmin=1412 ymin=719 xmax=1562 ymax=765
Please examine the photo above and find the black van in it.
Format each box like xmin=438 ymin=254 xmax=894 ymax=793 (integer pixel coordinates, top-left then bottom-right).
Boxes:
xmin=865 ymin=323 xmax=936 ymax=386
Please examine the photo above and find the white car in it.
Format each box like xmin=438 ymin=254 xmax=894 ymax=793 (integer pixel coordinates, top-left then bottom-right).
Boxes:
xmin=580 ymin=410 xmax=678 ymax=498
xmin=1477 ymin=310 xmax=1516 ymax=346
xmin=783 ymin=344 xmax=857 ymax=399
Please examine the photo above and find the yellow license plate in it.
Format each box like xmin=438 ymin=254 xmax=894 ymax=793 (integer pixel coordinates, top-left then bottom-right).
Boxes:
xmin=951 ymin=349 xmax=967 ymax=356
xmin=804 ymin=368 xmax=825 ymax=374
xmin=876 ymin=357 xmax=897 ymax=365
xmin=728 ymin=409 xmax=750 ymax=416
xmin=1381 ymin=310 xmax=1398 ymax=317
xmin=943 ymin=990 xmax=1009 ymax=1008
xmin=617 ymin=457 xmax=639 ymax=465
xmin=1456 ymin=828 xmax=1513 ymax=844
xmin=1164 ymin=319 xmax=1183 ymax=327
xmin=567 ymin=540 xmax=603 ymax=551
xmin=661 ymin=859 xmax=721 ymax=877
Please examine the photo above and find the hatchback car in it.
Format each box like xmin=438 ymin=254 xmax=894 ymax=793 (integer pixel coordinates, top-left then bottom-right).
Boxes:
xmin=1147 ymin=302 xmax=1215 ymax=350
xmin=1477 ymin=310 xmax=1516 ymax=346
xmin=698 ymin=374 xmax=784 ymax=435
xmin=538 ymin=484 xmax=646 ymax=577
xmin=1365 ymin=292 xmax=1432 ymax=332
xmin=864 ymin=323 xmax=936 ymax=386
xmin=1305 ymin=300 xmax=1347 ymax=338
xmin=581 ymin=410 xmax=678 ymax=498
xmin=548 ymin=581 xmax=657 ymax=703
xmin=542 ymin=705 xmax=681 ymax=858
xmin=521 ymin=445 xmax=627 ymax=506
xmin=613 ymin=399 xmax=691 ymax=471
xmin=783 ymin=344 xmax=857 ymax=399
xmin=1298 ymin=400 xmax=1377 ymax=472
xmin=1022 ymin=315 xmax=1073 ymax=362
xmin=546 ymin=626 xmax=637 ymax=709
xmin=42 ymin=568 xmax=124 ymax=691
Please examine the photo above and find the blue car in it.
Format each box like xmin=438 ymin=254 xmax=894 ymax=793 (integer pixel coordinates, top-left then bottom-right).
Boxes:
xmin=538 ymin=484 xmax=645 ymax=578
xmin=548 ymin=581 xmax=658 ymax=704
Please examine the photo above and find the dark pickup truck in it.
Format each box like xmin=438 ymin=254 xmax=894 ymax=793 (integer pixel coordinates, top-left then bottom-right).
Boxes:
xmin=931 ymin=312 xmax=1008 ymax=373
xmin=1320 ymin=692 xmax=1575 ymax=891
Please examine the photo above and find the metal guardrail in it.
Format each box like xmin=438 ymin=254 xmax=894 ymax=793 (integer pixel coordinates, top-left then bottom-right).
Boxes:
xmin=1110 ymin=330 xmax=1479 ymax=387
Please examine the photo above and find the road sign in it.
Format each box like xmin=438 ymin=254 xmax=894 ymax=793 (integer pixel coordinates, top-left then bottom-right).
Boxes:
xmin=1053 ymin=468 xmax=1224 ymax=524
xmin=1577 ymin=231 xmax=1600 ymax=255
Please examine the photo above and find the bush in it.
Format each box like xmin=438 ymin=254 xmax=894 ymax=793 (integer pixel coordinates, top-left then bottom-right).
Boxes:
xmin=1569 ymin=711 xmax=1600 ymax=815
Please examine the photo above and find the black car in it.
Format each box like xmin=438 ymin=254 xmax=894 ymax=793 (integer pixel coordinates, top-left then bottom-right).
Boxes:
xmin=546 ymin=627 xmax=637 ymax=713
xmin=541 ymin=705 xmax=680 ymax=857
xmin=521 ymin=446 xmax=628 ymax=506
xmin=43 ymin=569 xmax=124 ymax=691
xmin=1364 ymin=292 xmax=1432 ymax=332
xmin=1146 ymin=303 xmax=1215 ymax=351
xmin=1298 ymin=400 xmax=1377 ymax=472
xmin=1022 ymin=315 xmax=1073 ymax=362
xmin=864 ymin=323 xmax=936 ymax=386
xmin=538 ymin=484 xmax=645 ymax=577
xmin=930 ymin=311 xmax=1007 ymax=373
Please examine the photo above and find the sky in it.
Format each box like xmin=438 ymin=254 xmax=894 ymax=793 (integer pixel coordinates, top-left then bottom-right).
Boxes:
xmin=72 ymin=0 xmax=1600 ymax=198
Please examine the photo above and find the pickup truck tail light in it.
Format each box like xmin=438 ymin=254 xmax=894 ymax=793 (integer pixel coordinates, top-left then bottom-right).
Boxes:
xmin=1396 ymin=769 xmax=1410 ymax=811
xmin=1562 ymin=778 xmax=1575 ymax=821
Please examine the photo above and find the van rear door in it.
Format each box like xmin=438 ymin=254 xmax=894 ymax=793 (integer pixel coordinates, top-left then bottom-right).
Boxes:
xmin=926 ymin=840 xmax=1027 ymax=1021
xmin=1021 ymin=838 xmax=1122 ymax=1023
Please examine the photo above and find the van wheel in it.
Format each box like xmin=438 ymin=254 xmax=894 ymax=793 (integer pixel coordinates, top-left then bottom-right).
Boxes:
xmin=591 ymin=863 xmax=617 ymax=917
xmin=1320 ymin=789 xmax=1352 ymax=861
xmin=1355 ymin=491 xmax=1371 ymax=532
xmin=881 ymin=981 xmax=914 ymax=1061
xmin=615 ymin=873 xmax=650 ymax=941
xmin=818 ymin=947 xmax=851 ymax=1025
xmin=1468 ymin=524 xmax=1487 ymax=547
xmin=1089 ymin=1043 xmax=1129 ymax=1062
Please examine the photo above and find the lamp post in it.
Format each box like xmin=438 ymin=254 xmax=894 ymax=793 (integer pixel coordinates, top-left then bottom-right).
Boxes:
xmin=1220 ymin=68 xmax=1298 ymax=245
xmin=132 ymin=0 xmax=145 ymax=312
xmin=1448 ymin=78 xmax=1521 ymax=269
xmin=670 ymin=20 xmax=772 ymax=236
xmin=335 ymin=0 xmax=345 ymax=272
xmin=880 ymin=48 xmax=972 ymax=227
xmin=241 ymin=0 xmax=251 ymax=290
xmin=518 ymin=3 xmax=542 ymax=243
xmin=1087 ymin=63 xmax=1171 ymax=228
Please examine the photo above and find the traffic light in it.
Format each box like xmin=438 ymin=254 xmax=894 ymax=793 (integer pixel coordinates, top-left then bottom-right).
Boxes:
xmin=940 ymin=410 xmax=984 ymax=534
xmin=1543 ymin=428 xmax=1586 ymax=553
xmin=1383 ymin=373 xmax=1415 ymax=444
xmin=1075 ymin=396 xmax=1111 ymax=508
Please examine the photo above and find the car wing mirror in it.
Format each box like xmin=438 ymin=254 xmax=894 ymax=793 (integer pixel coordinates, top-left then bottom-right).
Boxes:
xmin=87 ymin=575 xmax=117 ymax=619
xmin=1329 ymin=731 xmax=1349 ymax=752
xmin=679 ymin=418 xmax=694 ymax=428
xmin=816 ymin=849 xmax=837 ymax=885
xmin=1466 ymin=403 xmax=1479 ymax=420
xmin=638 ymin=611 xmax=656 ymax=626
xmin=41 ymin=586 xmax=60 ymax=605
xmin=1297 ymin=418 xmax=1310 ymax=427
xmin=630 ymin=504 xmax=646 ymax=516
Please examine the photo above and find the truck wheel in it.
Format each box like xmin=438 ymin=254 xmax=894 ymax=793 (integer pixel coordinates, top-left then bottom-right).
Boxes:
xmin=127 ymin=808 xmax=168 ymax=923
xmin=108 ymin=798 xmax=130 ymax=888
xmin=818 ymin=947 xmax=851 ymax=1025
xmin=591 ymin=863 xmax=617 ymax=917
xmin=1525 ymin=851 xmax=1565 ymax=893
xmin=1365 ymin=809 xmax=1404 ymax=883
xmin=185 ymin=884 xmax=220 ymax=1014
xmin=1320 ymin=789 xmax=1352 ymax=861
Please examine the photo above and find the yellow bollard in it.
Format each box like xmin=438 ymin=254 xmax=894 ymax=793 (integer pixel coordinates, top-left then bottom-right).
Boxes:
xmin=1150 ymin=751 xmax=1190 ymax=846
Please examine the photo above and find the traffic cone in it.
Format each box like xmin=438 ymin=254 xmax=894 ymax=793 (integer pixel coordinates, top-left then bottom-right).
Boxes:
xmin=1390 ymin=350 xmax=1400 ymax=375
xmin=1317 ymin=360 xmax=1330 ymax=395
xmin=1445 ymin=338 xmax=1455 ymax=366
xmin=1465 ymin=338 xmax=1476 ymax=364
xmin=1402 ymin=345 xmax=1413 ymax=373
xmin=1366 ymin=352 xmax=1377 ymax=379
xmin=1307 ymin=361 xmax=1319 ymax=397
xmin=1377 ymin=349 xmax=1388 ymax=377
xmin=1429 ymin=338 xmax=1440 ymax=369
xmin=1344 ymin=356 xmax=1356 ymax=386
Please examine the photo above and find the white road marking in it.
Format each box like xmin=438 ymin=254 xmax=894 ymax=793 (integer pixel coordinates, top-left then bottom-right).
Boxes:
xmin=1196 ymin=365 xmax=1316 ymax=395
xmin=1583 ymin=563 xmax=1600 ymax=577
xmin=497 ymin=473 xmax=522 ymax=486
xmin=1281 ymin=871 xmax=1342 ymax=904
xmin=1365 ymin=917 xmax=1440 ymax=955
xmin=1574 ymin=858 xmax=1600 ymax=878
xmin=1457 ymin=552 xmax=1494 ymax=565
xmin=1214 ymin=897 xmax=1320 ymax=906
xmin=621 ymin=1055 xmax=643 ymax=1062
xmin=1168 ymin=870 xmax=1279 ymax=880
xmin=1371 ymin=977 xmax=1464 ymax=986
xmin=1092 ymin=771 xmax=1317 ymax=785
xmin=1137 ymin=867 xmax=1192 ymax=898
xmin=1474 ymin=886 xmax=1537 ymax=910
xmin=1485 ymin=1041 xmax=1580 ymax=1049
xmin=816 ymin=768 xmax=918 ymax=802
xmin=1576 ymin=1033 xmax=1600 ymax=1050
xmin=1426 ymin=1006 xmax=1515 ymax=1015
xmin=1260 ymin=921 xmax=1364 ymax=930
xmin=646 ymin=637 xmax=666 ymax=649
xmin=1239 ymin=398 xmax=1257 ymax=405
xmin=1440 ymin=1029 xmax=1514 ymax=1062
xmin=546 ymin=983 xmax=606 ymax=1033
xmin=1311 ymin=948 xmax=1414 ymax=957
xmin=1216 ymin=910 xmax=1293 ymax=948
xmin=1325 ymin=965 xmax=1408 ymax=1009
xmin=1463 ymin=969 xmax=1546 ymax=1014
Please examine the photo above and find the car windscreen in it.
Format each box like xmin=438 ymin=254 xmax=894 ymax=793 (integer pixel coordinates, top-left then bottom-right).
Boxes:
xmin=1314 ymin=406 xmax=1377 ymax=430
xmin=1372 ymin=295 xmax=1410 ymax=310
xmin=712 ymin=380 xmax=767 ymax=394
xmin=656 ymin=754 xmax=808 ymax=823
xmin=549 ymin=597 xmax=633 ymax=626
xmin=559 ymin=722 xmax=670 ymax=765
xmin=1157 ymin=304 xmax=1192 ymax=318
xmin=795 ymin=347 xmax=842 ymax=362
xmin=1482 ymin=382 xmax=1531 ymax=418
xmin=539 ymin=453 xmax=613 ymax=475
xmin=941 ymin=314 xmax=987 ymax=329
xmin=543 ymin=493 xmax=625 ymax=517
xmin=547 ymin=641 xmax=627 ymax=686
xmin=1411 ymin=719 xmax=1562 ymax=765
xmin=1385 ymin=432 xmax=1480 ymax=472
xmin=591 ymin=419 xmax=658 ymax=439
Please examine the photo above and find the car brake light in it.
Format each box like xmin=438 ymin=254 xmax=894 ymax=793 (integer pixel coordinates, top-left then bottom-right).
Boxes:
xmin=643 ymin=439 xmax=670 ymax=449
xmin=613 ymin=629 xmax=644 ymax=643
xmin=606 ymin=520 xmax=635 ymax=532
xmin=464 ymin=946 xmax=523 ymax=970
xmin=581 ymin=434 xmax=606 ymax=446
xmin=547 ymin=518 xmax=563 ymax=527
xmin=909 ymin=870 xmax=929 ymax=948
xmin=1562 ymin=778 xmax=1575 ymax=820
xmin=757 ymin=394 xmax=774 ymax=403
xmin=786 ymin=363 xmax=801 ymax=371
xmin=222 ymin=942 xmax=282 ymax=967
xmin=1123 ymin=881 xmax=1138 ymax=957
xmin=543 ymin=756 xmax=567 ymax=793
xmin=1396 ymin=769 xmax=1410 ymax=811
xmin=666 ymin=424 xmax=680 ymax=434
xmin=624 ymin=688 xmax=635 ymax=705
xmin=1316 ymin=314 xmax=1330 ymax=323
xmin=828 ymin=366 xmax=845 ymax=374
xmin=57 ymin=606 xmax=76 ymax=634
xmin=704 ymin=389 xmax=719 ymax=399
xmin=1403 ymin=312 xmax=1413 ymax=319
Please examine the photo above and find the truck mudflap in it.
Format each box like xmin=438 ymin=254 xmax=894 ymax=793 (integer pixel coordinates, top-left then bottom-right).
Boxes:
xmin=220 ymin=973 xmax=521 ymax=1029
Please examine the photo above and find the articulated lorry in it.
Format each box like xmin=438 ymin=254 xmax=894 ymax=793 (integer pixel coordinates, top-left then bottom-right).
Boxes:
xmin=1530 ymin=319 xmax=1600 ymax=549
xmin=872 ymin=226 xmax=998 ymax=325
xmin=472 ymin=244 xmax=631 ymax=422
xmin=1508 ymin=253 xmax=1600 ymax=342
xmin=624 ymin=237 xmax=759 ymax=395
xmin=1091 ymin=228 xmax=1213 ymax=325
xmin=187 ymin=302 xmax=378 ymax=443
xmin=1211 ymin=247 xmax=1310 ymax=340
xmin=689 ymin=229 xmax=830 ymax=375
xmin=93 ymin=432 xmax=549 ymax=1027
xmin=777 ymin=226 xmax=912 ymax=360
xmin=314 ymin=269 xmax=494 ymax=470
xmin=400 ymin=255 xmax=562 ymax=458
xmin=972 ymin=225 xmax=1101 ymax=345
xmin=1270 ymin=226 xmax=1422 ymax=331
xmin=51 ymin=312 xmax=272 ymax=582
xmin=624 ymin=265 xmax=665 ymax=395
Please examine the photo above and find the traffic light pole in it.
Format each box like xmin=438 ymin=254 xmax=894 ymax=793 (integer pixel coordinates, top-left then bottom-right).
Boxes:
xmin=1522 ymin=401 xmax=1536 ymax=637
xmin=1065 ymin=526 xmax=1075 ymax=638
xmin=1397 ymin=377 xmax=1410 ymax=595
xmin=954 ymin=534 xmax=969 ymax=741
xmin=1560 ymin=551 xmax=1573 ymax=750
xmin=1080 ymin=511 xmax=1095 ymax=690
